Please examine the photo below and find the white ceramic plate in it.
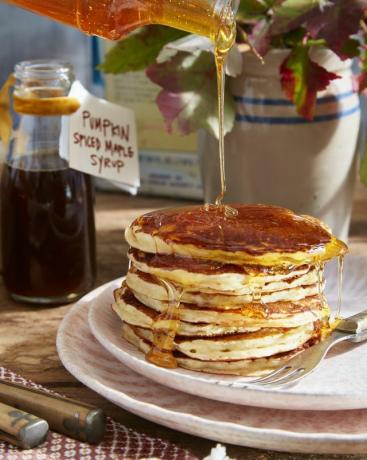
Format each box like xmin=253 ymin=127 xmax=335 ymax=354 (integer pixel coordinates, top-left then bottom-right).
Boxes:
xmin=88 ymin=255 xmax=367 ymax=411
xmin=57 ymin=293 xmax=367 ymax=454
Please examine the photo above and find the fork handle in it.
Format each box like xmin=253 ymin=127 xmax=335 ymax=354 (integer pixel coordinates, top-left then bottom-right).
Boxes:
xmin=337 ymin=309 xmax=367 ymax=334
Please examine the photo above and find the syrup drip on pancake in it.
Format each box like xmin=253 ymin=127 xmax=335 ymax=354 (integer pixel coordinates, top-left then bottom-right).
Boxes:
xmin=148 ymin=221 xmax=178 ymax=368
xmin=146 ymin=279 xmax=184 ymax=369
xmin=315 ymin=261 xmax=323 ymax=300
xmin=205 ymin=202 xmax=238 ymax=221
xmin=214 ymin=49 xmax=226 ymax=208
xmin=240 ymin=304 xmax=268 ymax=319
xmin=211 ymin=7 xmax=238 ymax=219
xmin=252 ymin=284 xmax=263 ymax=303
xmin=315 ymin=261 xmax=330 ymax=333
xmin=337 ymin=255 xmax=344 ymax=320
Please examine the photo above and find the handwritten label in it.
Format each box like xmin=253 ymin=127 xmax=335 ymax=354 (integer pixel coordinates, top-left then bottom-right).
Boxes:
xmin=60 ymin=81 xmax=139 ymax=189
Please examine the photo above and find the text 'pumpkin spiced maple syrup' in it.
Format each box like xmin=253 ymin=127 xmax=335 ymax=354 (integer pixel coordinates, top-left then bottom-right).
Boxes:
xmin=1 ymin=61 xmax=96 ymax=305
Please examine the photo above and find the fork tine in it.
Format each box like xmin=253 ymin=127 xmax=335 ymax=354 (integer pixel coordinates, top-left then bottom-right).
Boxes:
xmin=258 ymin=367 xmax=305 ymax=386
xmin=212 ymin=365 xmax=292 ymax=389
xmin=248 ymin=365 xmax=292 ymax=385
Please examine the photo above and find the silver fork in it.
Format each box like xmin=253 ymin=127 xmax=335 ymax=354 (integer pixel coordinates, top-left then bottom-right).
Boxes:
xmin=214 ymin=308 xmax=367 ymax=389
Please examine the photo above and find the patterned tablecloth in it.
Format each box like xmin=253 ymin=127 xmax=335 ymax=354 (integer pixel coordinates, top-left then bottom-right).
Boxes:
xmin=0 ymin=368 xmax=196 ymax=460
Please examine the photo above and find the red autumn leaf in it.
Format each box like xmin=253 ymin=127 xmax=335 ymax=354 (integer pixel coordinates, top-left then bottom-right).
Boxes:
xmin=146 ymin=51 xmax=235 ymax=136
xmin=270 ymin=0 xmax=320 ymax=36
xmin=305 ymin=0 xmax=367 ymax=60
xmin=155 ymin=90 xmax=192 ymax=135
xmin=248 ymin=18 xmax=272 ymax=56
xmin=280 ymin=45 xmax=340 ymax=119
xmin=355 ymin=37 xmax=367 ymax=93
xmin=357 ymin=72 xmax=367 ymax=93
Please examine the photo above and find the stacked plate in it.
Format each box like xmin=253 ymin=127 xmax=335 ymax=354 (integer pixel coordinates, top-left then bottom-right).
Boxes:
xmin=57 ymin=255 xmax=367 ymax=455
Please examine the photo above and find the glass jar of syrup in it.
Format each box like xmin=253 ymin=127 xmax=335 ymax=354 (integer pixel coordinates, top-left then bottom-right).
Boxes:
xmin=1 ymin=60 xmax=96 ymax=304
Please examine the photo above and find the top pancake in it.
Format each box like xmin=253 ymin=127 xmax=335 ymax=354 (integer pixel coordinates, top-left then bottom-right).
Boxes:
xmin=125 ymin=204 xmax=347 ymax=267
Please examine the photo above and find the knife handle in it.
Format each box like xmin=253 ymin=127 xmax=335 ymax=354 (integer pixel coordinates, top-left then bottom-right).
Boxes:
xmin=0 ymin=401 xmax=48 ymax=449
xmin=0 ymin=381 xmax=106 ymax=444
xmin=337 ymin=309 xmax=367 ymax=334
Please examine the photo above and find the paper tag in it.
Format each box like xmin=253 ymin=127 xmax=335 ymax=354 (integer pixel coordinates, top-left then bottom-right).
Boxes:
xmin=60 ymin=81 xmax=140 ymax=189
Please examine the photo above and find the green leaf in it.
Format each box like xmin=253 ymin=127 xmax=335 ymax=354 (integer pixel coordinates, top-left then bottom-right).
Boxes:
xmin=360 ymin=141 xmax=367 ymax=187
xmin=342 ymin=38 xmax=362 ymax=58
xmin=273 ymin=0 xmax=320 ymax=15
xmin=99 ymin=26 xmax=188 ymax=74
xmin=237 ymin=0 xmax=270 ymax=20
xmin=146 ymin=51 xmax=235 ymax=137
xmin=282 ymin=27 xmax=307 ymax=46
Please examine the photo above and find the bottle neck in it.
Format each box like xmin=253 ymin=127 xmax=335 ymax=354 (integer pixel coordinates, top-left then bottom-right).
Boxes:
xmin=7 ymin=0 xmax=237 ymax=43
xmin=152 ymin=0 xmax=236 ymax=46
xmin=8 ymin=61 xmax=74 ymax=168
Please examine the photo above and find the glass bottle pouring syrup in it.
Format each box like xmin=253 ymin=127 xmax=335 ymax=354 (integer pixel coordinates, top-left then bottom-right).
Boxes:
xmin=6 ymin=0 xmax=238 ymax=208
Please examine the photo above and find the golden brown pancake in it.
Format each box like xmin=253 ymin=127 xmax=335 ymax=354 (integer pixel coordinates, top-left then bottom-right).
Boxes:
xmin=126 ymin=268 xmax=324 ymax=307
xmin=127 ymin=257 xmax=320 ymax=293
xmin=114 ymin=285 xmax=328 ymax=333
xmin=133 ymin=323 xmax=316 ymax=361
xmin=125 ymin=204 xmax=347 ymax=266
xmin=122 ymin=323 xmax=320 ymax=376
xmin=128 ymin=248 xmax=309 ymax=275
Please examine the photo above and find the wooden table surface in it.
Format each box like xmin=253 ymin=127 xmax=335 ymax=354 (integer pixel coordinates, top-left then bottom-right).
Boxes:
xmin=1 ymin=189 xmax=367 ymax=460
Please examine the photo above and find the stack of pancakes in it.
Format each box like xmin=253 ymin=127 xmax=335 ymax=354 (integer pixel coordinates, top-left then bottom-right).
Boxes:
xmin=113 ymin=204 xmax=347 ymax=376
